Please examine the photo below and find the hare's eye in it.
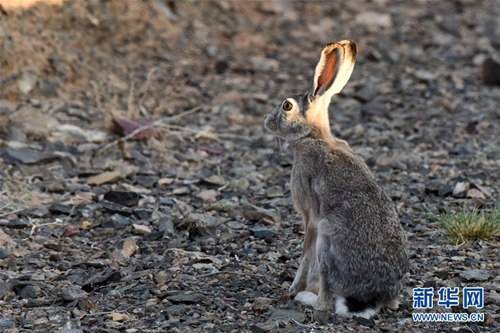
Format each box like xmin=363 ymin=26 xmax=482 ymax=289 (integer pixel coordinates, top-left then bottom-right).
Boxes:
xmin=282 ymin=100 xmax=293 ymax=112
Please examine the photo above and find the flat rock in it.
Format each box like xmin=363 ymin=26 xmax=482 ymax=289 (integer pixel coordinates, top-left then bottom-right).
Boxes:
xmin=459 ymin=269 xmax=492 ymax=282
xmin=88 ymin=171 xmax=123 ymax=185
xmin=54 ymin=329 xmax=84 ymax=333
xmin=0 ymin=318 xmax=14 ymax=330
xmin=0 ymin=148 xmax=59 ymax=164
xmin=252 ymin=227 xmax=275 ymax=241
xmin=103 ymin=191 xmax=140 ymax=207
xmin=269 ymin=308 xmax=306 ymax=323
xmin=0 ymin=247 xmax=9 ymax=259
xmin=132 ymin=224 xmax=152 ymax=235
xmin=167 ymin=292 xmax=203 ymax=304
xmin=61 ymin=285 xmax=88 ymax=301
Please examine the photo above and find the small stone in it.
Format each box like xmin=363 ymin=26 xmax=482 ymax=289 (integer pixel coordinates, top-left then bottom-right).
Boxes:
xmin=266 ymin=186 xmax=283 ymax=198
xmin=166 ymin=304 xmax=187 ymax=316
xmin=132 ymin=224 xmax=152 ymax=235
xmin=269 ymin=308 xmax=306 ymax=323
xmin=0 ymin=229 xmax=15 ymax=248
xmin=485 ymin=290 xmax=499 ymax=305
xmin=118 ymin=238 xmax=138 ymax=259
xmin=110 ymin=312 xmax=129 ymax=322
xmin=196 ymin=190 xmax=218 ymax=203
xmin=49 ymin=203 xmax=73 ymax=215
xmin=88 ymin=171 xmax=123 ymax=185
xmin=253 ymin=297 xmax=273 ymax=311
xmin=134 ymin=175 xmax=158 ymax=188
xmin=0 ymin=318 xmax=14 ymax=330
xmin=459 ymin=269 xmax=492 ymax=282
xmin=109 ymin=214 xmax=131 ymax=228
xmin=80 ymin=220 xmax=93 ymax=230
xmin=242 ymin=203 xmax=280 ymax=223
xmin=482 ymin=57 xmax=500 ymax=86
xmin=252 ymin=228 xmax=275 ymax=242
xmin=425 ymin=180 xmax=452 ymax=197
xmin=192 ymin=263 xmax=218 ymax=274
xmin=230 ymin=179 xmax=249 ymax=191
xmin=209 ymin=199 xmax=238 ymax=213
xmin=158 ymin=217 xmax=176 ymax=236
xmin=466 ymin=189 xmax=486 ymax=200
xmin=38 ymin=79 xmax=59 ymax=97
xmin=0 ymin=248 xmax=9 ymax=259
xmin=18 ymin=284 xmax=39 ymax=299
xmin=414 ymin=70 xmax=437 ymax=82
xmin=154 ymin=271 xmax=168 ymax=286
xmin=103 ymin=191 xmax=140 ymax=207
xmin=54 ymin=329 xmax=83 ymax=333
xmin=172 ymin=187 xmax=190 ymax=195
xmin=452 ymin=182 xmax=469 ymax=198
xmin=18 ymin=72 xmax=37 ymax=94
xmin=2 ymin=148 xmax=57 ymax=165
xmin=61 ymin=285 xmax=88 ymax=301
xmin=158 ymin=178 xmax=175 ymax=186
xmin=167 ymin=292 xmax=202 ymax=304
xmin=204 ymin=175 xmax=225 ymax=186
xmin=63 ymin=225 xmax=80 ymax=237
xmin=313 ymin=310 xmax=333 ymax=325
xmin=354 ymin=315 xmax=375 ymax=327
xmin=227 ymin=221 xmax=246 ymax=230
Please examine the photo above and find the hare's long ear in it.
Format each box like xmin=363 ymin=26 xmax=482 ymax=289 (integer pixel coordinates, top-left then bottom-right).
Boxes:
xmin=307 ymin=40 xmax=357 ymax=136
xmin=312 ymin=40 xmax=357 ymax=98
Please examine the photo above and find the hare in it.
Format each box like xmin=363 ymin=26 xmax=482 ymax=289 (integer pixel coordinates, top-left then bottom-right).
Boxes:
xmin=264 ymin=40 xmax=408 ymax=319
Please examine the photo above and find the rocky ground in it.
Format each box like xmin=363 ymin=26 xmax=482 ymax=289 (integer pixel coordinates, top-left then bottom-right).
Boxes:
xmin=0 ymin=1 xmax=499 ymax=332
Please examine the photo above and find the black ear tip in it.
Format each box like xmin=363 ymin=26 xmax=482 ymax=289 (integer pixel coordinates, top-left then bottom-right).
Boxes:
xmin=346 ymin=40 xmax=358 ymax=59
xmin=346 ymin=40 xmax=358 ymax=52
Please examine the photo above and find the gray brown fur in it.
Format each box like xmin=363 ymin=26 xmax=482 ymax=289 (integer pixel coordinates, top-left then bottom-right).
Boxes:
xmin=264 ymin=40 xmax=408 ymax=316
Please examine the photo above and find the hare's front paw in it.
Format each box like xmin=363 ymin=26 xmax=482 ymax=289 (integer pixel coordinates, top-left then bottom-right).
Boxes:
xmin=288 ymin=278 xmax=304 ymax=296
xmin=288 ymin=281 xmax=300 ymax=296
xmin=289 ymin=274 xmax=306 ymax=296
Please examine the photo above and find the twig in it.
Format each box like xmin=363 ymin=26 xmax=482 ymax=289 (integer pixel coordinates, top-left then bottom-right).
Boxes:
xmin=139 ymin=67 xmax=160 ymax=110
xmin=80 ymin=311 xmax=126 ymax=319
xmin=290 ymin=319 xmax=319 ymax=330
xmin=90 ymin=81 xmax=103 ymax=114
xmin=127 ymin=80 xmax=137 ymax=118
xmin=198 ymin=270 xmax=282 ymax=288
xmin=97 ymin=106 xmax=203 ymax=152
xmin=0 ymin=207 xmax=24 ymax=218
xmin=30 ymin=218 xmax=64 ymax=236
xmin=160 ymin=124 xmax=251 ymax=141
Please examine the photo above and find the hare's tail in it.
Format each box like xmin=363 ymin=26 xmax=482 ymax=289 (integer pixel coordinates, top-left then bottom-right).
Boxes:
xmin=295 ymin=292 xmax=398 ymax=319
xmin=335 ymin=296 xmax=380 ymax=319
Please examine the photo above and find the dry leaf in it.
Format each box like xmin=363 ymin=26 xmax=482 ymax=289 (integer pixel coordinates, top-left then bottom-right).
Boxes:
xmin=111 ymin=117 xmax=161 ymax=140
